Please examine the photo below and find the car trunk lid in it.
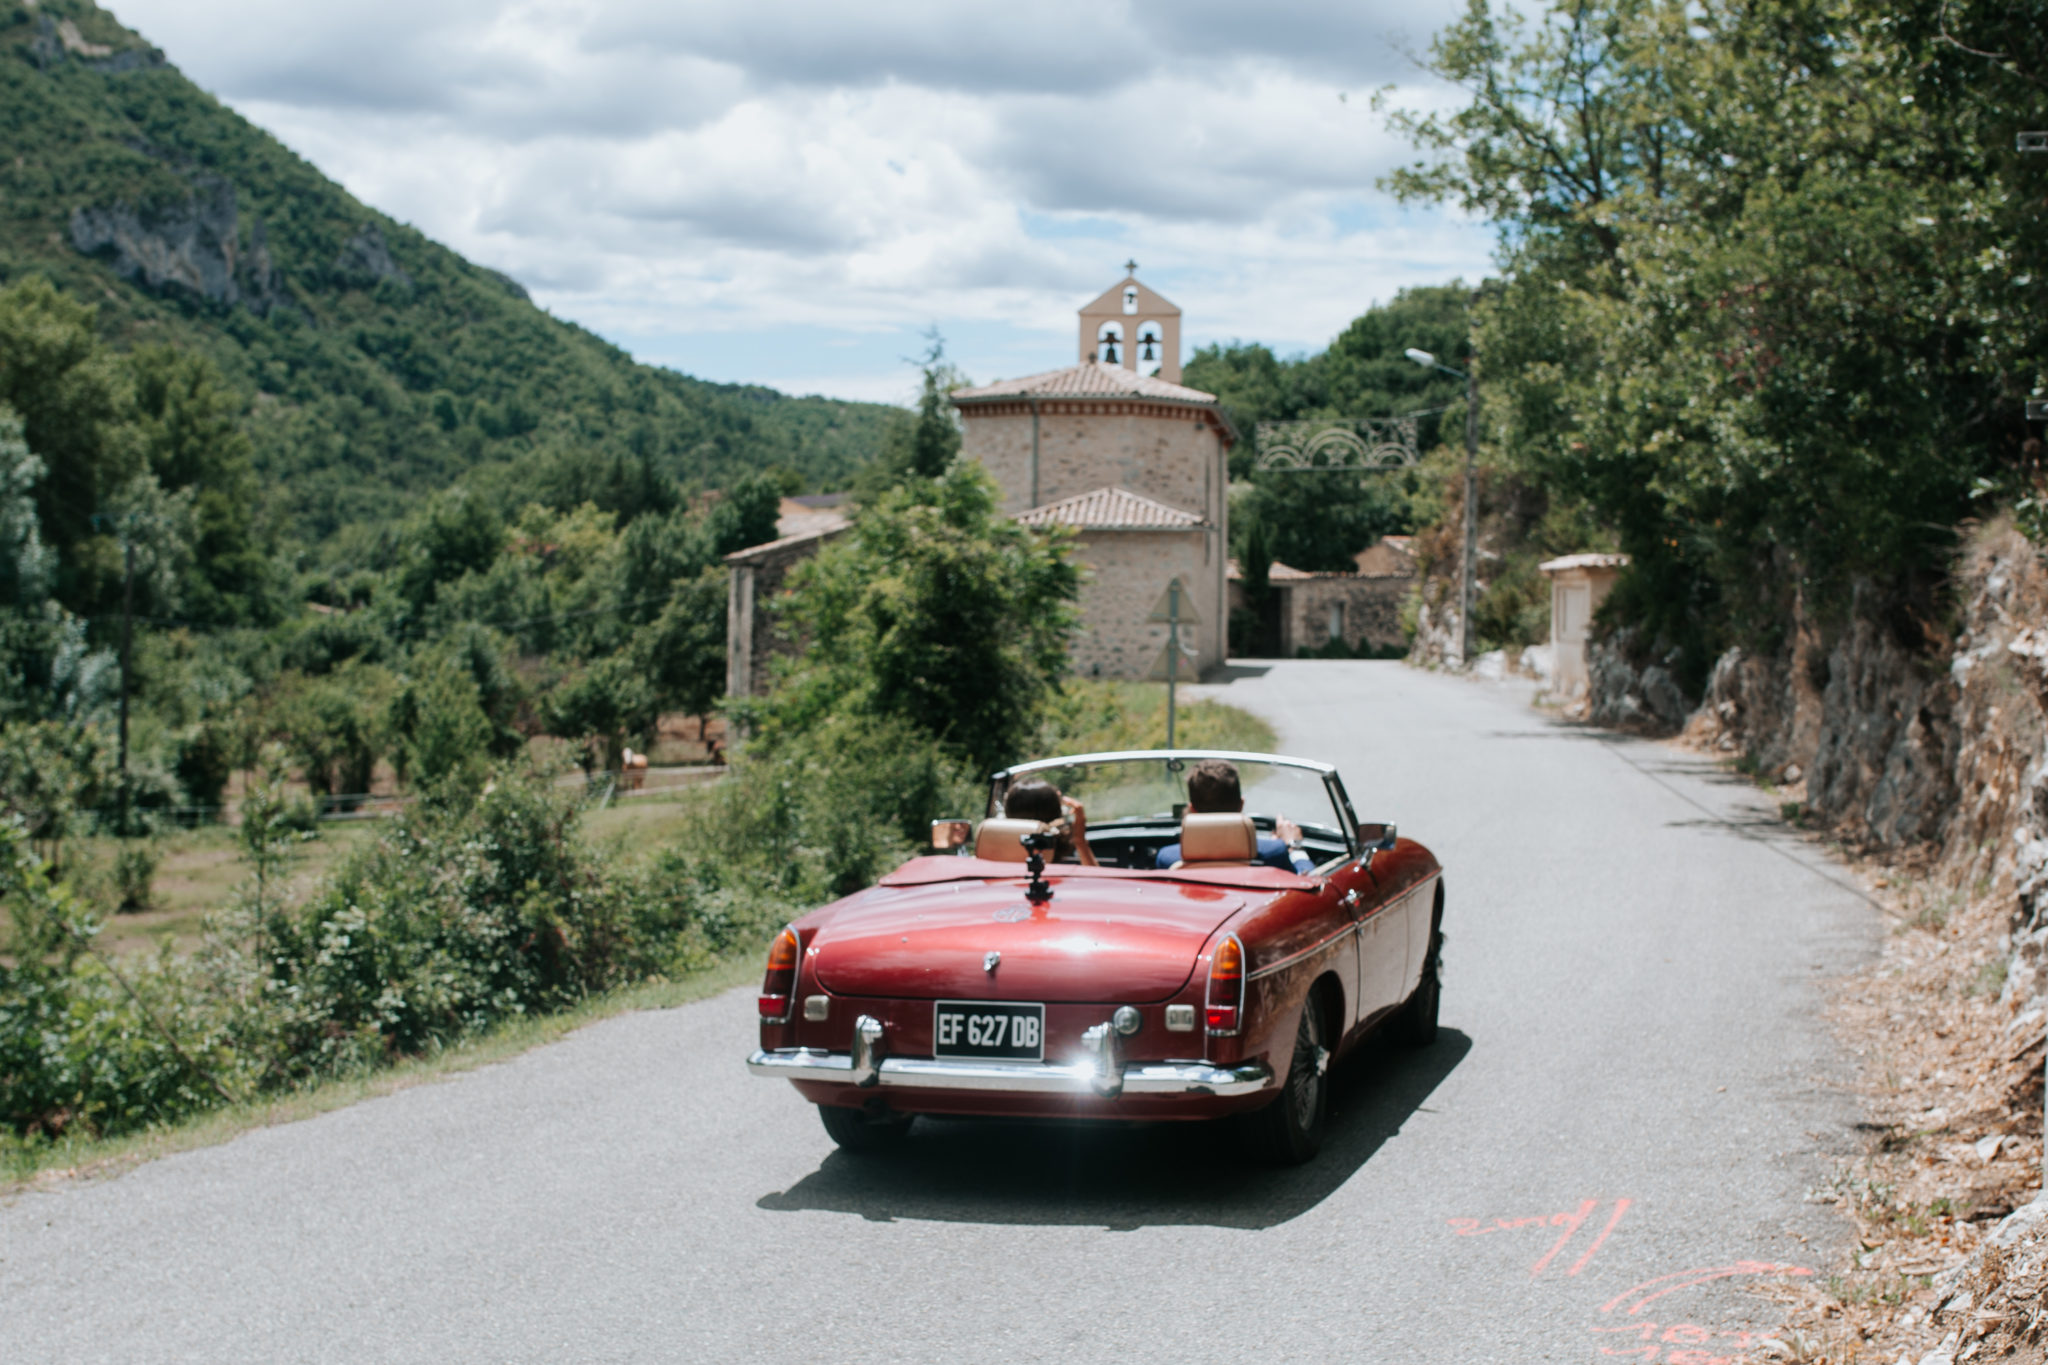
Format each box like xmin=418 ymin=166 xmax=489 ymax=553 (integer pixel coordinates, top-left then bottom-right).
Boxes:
xmin=813 ymin=878 xmax=1243 ymax=1003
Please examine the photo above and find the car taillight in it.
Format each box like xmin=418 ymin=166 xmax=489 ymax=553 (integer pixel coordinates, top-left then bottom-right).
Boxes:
xmin=1206 ymin=934 xmax=1244 ymax=1035
xmin=759 ymin=925 xmax=800 ymax=1021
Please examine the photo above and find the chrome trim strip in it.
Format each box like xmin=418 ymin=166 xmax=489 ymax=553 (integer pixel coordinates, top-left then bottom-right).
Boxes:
xmin=745 ymin=1050 xmax=1272 ymax=1098
xmin=1247 ymin=920 xmax=1360 ymax=982
xmin=995 ymin=749 xmax=1338 ymax=780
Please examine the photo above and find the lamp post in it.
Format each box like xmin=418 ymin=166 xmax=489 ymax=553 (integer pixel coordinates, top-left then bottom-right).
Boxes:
xmin=1406 ymin=347 xmax=1479 ymax=667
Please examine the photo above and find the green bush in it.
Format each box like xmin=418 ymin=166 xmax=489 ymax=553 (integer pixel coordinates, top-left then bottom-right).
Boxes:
xmin=0 ymin=821 xmax=226 ymax=1139
xmin=111 ymin=840 xmax=159 ymax=914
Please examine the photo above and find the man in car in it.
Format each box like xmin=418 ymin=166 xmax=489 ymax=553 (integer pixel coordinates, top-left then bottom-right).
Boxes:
xmin=1155 ymin=759 xmax=1314 ymax=874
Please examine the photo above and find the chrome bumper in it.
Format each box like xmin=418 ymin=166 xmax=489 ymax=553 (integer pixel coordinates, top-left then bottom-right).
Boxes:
xmin=746 ymin=1048 xmax=1272 ymax=1098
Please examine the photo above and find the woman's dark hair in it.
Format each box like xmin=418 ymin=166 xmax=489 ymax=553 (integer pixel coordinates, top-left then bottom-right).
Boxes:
xmin=1186 ymin=760 xmax=1243 ymax=812
xmin=1005 ymin=780 xmax=1062 ymax=823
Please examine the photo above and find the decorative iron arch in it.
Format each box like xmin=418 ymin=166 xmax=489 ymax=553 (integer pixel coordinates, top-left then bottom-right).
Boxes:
xmin=1253 ymin=417 xmax=1421 ymax=473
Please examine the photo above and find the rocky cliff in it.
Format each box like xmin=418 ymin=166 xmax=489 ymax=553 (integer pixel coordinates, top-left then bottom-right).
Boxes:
xmin=68 ymin=173 xmax=290 ymax=315
xmin=1663 ymin=522 xmax=2048 ymax=1023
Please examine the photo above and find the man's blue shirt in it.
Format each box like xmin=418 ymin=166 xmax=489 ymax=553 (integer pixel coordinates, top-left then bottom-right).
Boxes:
xmin=1155 ymin=835 xmax=1311 ymax=874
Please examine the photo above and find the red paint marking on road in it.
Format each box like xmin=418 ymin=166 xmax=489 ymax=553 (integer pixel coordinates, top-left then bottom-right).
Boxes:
xmin=1531 ymin=1198 xmax=1601 ymax=1276
xmin=1587 ymin=1318 xmax=1789 ymax=1362
xmin=1568 ymin=1197 xmax=1633 ymax=1276
xmin=1598 ymin=1262 xmax=1815 ymax=1317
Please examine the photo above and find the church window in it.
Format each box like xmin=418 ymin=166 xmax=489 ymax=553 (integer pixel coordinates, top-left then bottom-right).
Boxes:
xmin=1123 ymin=286 xmax=1138 ymax=314
xmin=1136 ymin=321 xmax=1163 ymax=377
xmin=1096 ymin=321 xmax=1123 ymax=365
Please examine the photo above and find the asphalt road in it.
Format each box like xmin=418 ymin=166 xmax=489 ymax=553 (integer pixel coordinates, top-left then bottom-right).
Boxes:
xmin=1 ymin=662 xmax=1880 ymax=1363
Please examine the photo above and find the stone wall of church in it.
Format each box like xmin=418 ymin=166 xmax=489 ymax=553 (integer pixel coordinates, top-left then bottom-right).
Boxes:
xmin=1066 ymin=529 xmax=1226 ymax=680
xmin=963 ymin=403 xmax=1225 ymax=520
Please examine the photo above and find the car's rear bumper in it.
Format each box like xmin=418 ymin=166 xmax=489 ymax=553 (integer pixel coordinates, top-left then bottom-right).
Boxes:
xmin=747 ymin=1048 xmax=1272 ymax=1098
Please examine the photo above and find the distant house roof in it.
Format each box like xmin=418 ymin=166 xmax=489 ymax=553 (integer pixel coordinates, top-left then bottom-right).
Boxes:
xmin=774 ymin=497 xmax=850 ymax=542
xmin=1226 ymin=558 xmax=1312 ymax=581
xmin=1015 ymin=486 xmax=1206 ymax=532
xmin=1354 ymin=535 xmax=1419 ymax=579
xmin=725 ymin=519 xmax=850 ymax=567
xmin=787 ymin=492 xmax=850 ymax=509
xmin=950 ymin=361 xmax=1218 ymax=407
xmin=1538 ymin=552 xmax=1631 ymax=574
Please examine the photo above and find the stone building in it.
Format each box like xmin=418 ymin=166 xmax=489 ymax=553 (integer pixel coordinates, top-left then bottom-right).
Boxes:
xmin=723 ymin=500 xmax=851 ymax=699
xmin=1227 ymin=537 xmax=1418 ymax=656
xmin=1538 ymin=552 xmax=1629 ymax=699
xmin=949 ymin=269 xmax=1232 ymax=678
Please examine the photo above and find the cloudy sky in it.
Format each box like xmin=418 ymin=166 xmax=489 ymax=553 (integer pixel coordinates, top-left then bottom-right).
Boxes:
xmin=109 ymin=0 xmax=1495 ymax=404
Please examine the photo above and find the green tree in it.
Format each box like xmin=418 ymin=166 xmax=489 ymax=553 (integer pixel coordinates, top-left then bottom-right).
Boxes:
xmin=1381 ymin=0 xmax=2047 ymax=675
xmin=764 ymin=461 xmax=1079 ymax=773
xmin=0 ymin=279 xmax=134 ymax=613
xmin=857 ymin=334 xmax=968 ymax=497
xmin=131 ymin=348 xmax=274 ymax=626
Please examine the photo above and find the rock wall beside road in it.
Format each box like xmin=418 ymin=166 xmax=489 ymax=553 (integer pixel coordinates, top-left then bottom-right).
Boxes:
xmin=1674 ymin=523 xmax=2048 ymax=1020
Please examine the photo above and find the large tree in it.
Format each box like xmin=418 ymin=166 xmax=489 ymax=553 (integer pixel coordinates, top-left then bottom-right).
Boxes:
xmin=1383 ymin=0 xmax=2048 ymax=673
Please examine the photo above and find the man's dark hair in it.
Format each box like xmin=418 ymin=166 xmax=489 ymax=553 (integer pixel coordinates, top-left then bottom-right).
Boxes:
xmin=1185 ymin=760 xmax=1242 ymax=813
xmin=1005 ymin=780 xmax=1062 ymax=823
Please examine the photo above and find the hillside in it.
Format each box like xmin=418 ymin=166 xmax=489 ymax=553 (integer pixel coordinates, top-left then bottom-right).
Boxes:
xmin=0 ymin=0 xmax=893 ymax=544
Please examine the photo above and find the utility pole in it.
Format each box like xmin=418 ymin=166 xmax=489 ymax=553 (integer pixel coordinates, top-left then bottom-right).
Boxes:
xmin=118 ymin=530 xmax=134 ymax=833
xmin=2021 ymin=128 xmax=2047 ymax=1188
xmin=1461 ymin=364 xmax=1479 ymax=667
xmin=1405 ymin=345 xmax=1482 ymax=667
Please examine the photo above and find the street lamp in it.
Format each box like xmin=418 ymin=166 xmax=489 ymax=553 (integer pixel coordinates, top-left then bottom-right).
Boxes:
xmin=1406 ymin=347 xmax=1480 ymax=667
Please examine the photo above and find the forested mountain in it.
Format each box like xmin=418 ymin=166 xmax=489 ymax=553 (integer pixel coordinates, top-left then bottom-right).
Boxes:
xmin=0 ymin=0 xmax=892 ymax=546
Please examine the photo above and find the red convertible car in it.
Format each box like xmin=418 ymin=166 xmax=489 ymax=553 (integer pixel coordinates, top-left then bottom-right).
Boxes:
xmin=746 ymin=749 xmax=1444 ymax=1164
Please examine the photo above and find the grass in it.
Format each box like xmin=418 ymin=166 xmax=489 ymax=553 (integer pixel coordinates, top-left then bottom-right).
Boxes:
xmin=1042 ymin=680 xmax=1277 ymax=755
xmin=45 ymin=789 xmax=712 ymax=961
xmin=0 ymin=957 xmax=759 ymax=1195
xmin=52 ymin=823 xmax=376 ymax=958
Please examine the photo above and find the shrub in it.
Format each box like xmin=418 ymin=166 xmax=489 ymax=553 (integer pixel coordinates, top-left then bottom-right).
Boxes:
xmin=111 ymin=840 xmax=159 ymax=914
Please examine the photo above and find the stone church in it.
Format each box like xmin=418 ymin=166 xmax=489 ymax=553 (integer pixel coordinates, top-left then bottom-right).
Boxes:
xmin=726 ymin=269 xmax=1231 ymax=697
xmin=949 ymin=269 xmax=1232 ymax=679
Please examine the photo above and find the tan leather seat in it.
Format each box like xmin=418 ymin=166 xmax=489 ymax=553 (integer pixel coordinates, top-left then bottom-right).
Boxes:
xmin=1176 ymin=812 xmax=1259 ymax=866
xmin=975 ymin=818 xmax=1049 ymax=863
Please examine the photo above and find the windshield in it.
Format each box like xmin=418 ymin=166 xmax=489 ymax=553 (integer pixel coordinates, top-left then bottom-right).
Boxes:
xmin=992 ymin=755 xmax=1350 ymax=846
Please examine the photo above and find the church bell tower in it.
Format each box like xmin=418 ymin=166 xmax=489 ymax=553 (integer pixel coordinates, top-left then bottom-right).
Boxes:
xmin=1076 ymin=262 xmax=1182 ymax=383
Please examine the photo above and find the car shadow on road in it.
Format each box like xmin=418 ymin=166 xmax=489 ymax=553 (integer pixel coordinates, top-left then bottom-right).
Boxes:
xmin=754 ymin=1028 xmax=1471 ymax=1231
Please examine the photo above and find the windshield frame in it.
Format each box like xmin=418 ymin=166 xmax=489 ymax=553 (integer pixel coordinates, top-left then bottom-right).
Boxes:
xmin=987 ymin=749 xmax=1361 ymax=856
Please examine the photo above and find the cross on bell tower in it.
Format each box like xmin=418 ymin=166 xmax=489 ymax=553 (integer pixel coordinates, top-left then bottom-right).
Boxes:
xmin=1077 ymin=265 xmax=1181 ymax=383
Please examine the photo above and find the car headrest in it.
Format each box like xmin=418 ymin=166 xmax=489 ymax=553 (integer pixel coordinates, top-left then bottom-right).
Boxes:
xmin=1179 ymin=812 xmax=1259 ymax=864
xmin=975 ymin=817 xmax=1050 ymax=863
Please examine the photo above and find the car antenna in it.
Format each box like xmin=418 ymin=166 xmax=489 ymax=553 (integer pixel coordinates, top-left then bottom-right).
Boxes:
xmin=1020 ymin=827 xmax=1057 ymax=904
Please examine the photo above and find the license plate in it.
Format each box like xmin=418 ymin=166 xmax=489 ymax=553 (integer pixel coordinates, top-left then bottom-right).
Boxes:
xmin=933 ymin=1000 xmax=1044 ymax=1061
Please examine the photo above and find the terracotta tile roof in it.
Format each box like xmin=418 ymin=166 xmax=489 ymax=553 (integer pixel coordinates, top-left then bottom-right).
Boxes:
xmin=1226 ymin=558 xmax=1312 ymax=581
xmin=1014 ymin=486 xmax=1206 ymax=531
xmin=1538 ymin=552 xmax=1631 ymax=574
xmin=773 ymin=502 xmax=850 ymax=542
xmin=951 ymin=361 xmax=1218 ymax=407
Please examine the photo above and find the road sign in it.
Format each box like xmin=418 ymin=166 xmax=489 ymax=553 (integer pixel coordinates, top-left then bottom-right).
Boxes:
xmin=1147 ymin=579 xmax=1199 ymax=624
xmin=1145 ymin=640 xmax=1199 ymax=683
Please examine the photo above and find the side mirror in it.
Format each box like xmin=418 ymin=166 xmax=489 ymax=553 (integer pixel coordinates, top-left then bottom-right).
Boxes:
xmin=930 ymin=819 xmax=972 ymax=853
xmin=1357 ymin=822 xmax=1398 ymax=852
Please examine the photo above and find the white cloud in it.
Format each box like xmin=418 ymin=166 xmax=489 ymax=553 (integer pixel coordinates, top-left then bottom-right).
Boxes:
xmin=108 ymin=0 xmax=1493 ymax=401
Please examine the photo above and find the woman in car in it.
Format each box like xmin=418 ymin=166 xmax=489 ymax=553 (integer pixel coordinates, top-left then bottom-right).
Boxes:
xmin=1002 ymin=779 xmax=1099 ymax=866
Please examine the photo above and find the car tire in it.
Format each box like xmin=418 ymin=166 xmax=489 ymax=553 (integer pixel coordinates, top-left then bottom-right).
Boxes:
xmin=1242 ymin=994 xmax=1329 ymax=1166
xmin=817 ymin=1103 xmax=912 ymax=1153
xmin=1399 ymin=923 xmax=1442 ymax=1048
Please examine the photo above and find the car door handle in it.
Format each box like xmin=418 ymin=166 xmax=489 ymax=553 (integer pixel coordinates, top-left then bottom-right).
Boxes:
xmin=1339 ymin=889 xmax=1361 ymax=911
